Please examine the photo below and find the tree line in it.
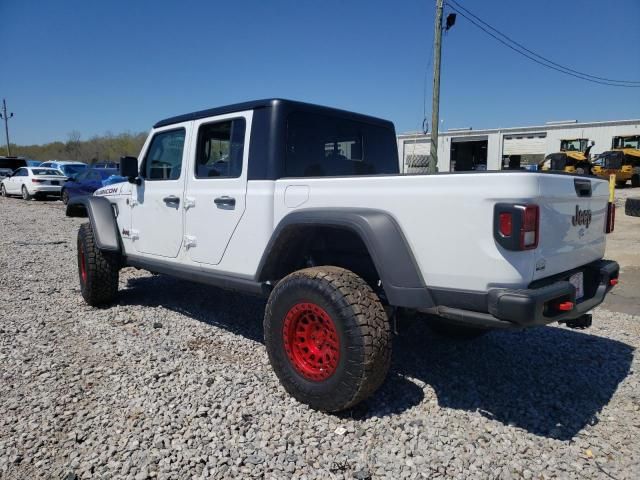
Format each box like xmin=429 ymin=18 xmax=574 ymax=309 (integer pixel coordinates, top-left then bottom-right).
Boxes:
xmin=10 ymin=131 xmax=148 ymax=163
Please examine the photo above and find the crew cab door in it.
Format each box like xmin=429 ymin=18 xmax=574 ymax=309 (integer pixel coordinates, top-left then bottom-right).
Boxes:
xmin=131 ymin=123 xmax=191 ymax=258
xmin=184 ymin=111 xmax=251 ymax=265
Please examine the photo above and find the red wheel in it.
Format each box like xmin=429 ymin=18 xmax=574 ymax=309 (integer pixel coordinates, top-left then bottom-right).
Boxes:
xmin=283 ymin=302 xmax=340 ymax=381
xmin=264 ymin=266 xmax=391 ymax=411
xmin=78 ymin=245 xmax=88 ymax=284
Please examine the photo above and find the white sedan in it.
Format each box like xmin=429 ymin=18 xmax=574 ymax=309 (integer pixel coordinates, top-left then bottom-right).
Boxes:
xmin=0 ymin=167 xmax=66 ymax=200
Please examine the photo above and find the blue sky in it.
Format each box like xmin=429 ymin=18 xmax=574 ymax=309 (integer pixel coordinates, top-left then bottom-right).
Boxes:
xmin=2 ymin=0 xmax=639 ymax=145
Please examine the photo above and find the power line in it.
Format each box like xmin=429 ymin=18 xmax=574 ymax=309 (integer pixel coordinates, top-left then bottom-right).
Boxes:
xmin=446 ymin=0 xmax=640 ymax=88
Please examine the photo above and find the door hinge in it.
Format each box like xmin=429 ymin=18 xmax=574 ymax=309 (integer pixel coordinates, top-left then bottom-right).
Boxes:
xmin=183 ymin=235 xmax=197 ymax=249
xmin=128 ymin=198 xmax=138 ymax=207
xmin=129 ymin=229 xmax=139 ymax=240
xmin=183 ymin=197 xmax=196 ymax=210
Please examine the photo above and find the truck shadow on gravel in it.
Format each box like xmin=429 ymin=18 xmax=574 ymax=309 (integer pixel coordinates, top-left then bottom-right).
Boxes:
xmin=120 ymin=274 xmax=633 ymax=441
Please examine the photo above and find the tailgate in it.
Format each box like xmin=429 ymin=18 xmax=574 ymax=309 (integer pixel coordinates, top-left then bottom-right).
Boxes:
xmin=533 ymin=175 xmax=608 ymax=281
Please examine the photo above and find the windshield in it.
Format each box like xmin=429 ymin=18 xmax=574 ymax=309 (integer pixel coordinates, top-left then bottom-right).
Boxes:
xmin=560 ymin=139 xmax=587 ymax=152
xmin=613 ymin=135 xmax=640 ymax=150
xmin=594 ymin=151 xmax=624 ymax=169
xmin=61 ymin=164 xmax=87 ymax=176
xmin=98 ymin=169 xmax=119 ymax=179
xmin=32 ymin=168 xmax=63 ymax=176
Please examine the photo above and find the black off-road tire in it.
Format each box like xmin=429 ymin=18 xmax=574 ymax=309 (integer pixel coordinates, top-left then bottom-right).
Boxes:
xmin=77 ymin=222 xmax=120 ymax=306
xmin=264 ymin=266 xmax=391 ymax=412
xmin=626 ymin=197 xmax=640 ymax=217
xmin=427 ymin=317 xmax=488 ymax=339
xmin=21 ymin=186 xmax=32 ymax=200
xmin=632 ymin=174 xmax=640 ymax=188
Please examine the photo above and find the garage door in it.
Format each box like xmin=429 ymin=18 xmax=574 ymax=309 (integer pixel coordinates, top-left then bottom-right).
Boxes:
xmin=503 ymin=134 xmax=546 ymax=155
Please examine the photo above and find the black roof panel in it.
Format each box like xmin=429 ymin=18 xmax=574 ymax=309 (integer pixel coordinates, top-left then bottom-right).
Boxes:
xmin=153 ymin=98 xmax=392 ymax=128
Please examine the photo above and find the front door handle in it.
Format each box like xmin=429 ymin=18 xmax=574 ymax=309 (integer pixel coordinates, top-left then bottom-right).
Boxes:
xmin=163 ymin=195 xmax=180 ymax=206
xmin=214 ymin=196 xmax=236 ymax=209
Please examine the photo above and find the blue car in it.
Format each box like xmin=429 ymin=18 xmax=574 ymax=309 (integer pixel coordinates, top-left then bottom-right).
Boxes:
xmin=61 ymin=168 xmax=124 ymax=205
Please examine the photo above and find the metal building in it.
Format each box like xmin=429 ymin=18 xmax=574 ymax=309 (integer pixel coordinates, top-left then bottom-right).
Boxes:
xmin=397 ymin=118 xmax=640 ymax=173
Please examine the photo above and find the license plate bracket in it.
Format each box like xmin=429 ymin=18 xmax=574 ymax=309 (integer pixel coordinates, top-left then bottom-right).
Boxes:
xmin=570 ymin=272 xmax=584 ymax=300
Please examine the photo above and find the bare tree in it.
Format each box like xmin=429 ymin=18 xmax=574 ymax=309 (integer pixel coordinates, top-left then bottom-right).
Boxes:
xmin=66 ymin=130 xmax=82 ymax=160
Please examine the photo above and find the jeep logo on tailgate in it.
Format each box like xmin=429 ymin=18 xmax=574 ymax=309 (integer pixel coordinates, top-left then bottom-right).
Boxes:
xmin=572 ymin=205 xmax=592 ymax=228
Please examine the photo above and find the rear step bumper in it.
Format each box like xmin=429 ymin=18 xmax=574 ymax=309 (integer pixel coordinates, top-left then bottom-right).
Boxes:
xmin=427 ymin=259 xmax=619 ymax=329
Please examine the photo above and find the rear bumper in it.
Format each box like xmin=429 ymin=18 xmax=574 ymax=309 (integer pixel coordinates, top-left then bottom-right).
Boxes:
xmin=31 ymin=185 xmax=62 ymax=193
xmin=425 ymin=259 xmax=619 ymax=329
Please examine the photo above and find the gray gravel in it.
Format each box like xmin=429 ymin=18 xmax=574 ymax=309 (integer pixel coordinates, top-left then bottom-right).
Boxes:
xmin=1 ymin=196 xmax=639 ymax=479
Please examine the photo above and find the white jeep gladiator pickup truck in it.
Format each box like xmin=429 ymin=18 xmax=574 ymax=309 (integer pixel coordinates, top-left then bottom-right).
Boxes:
xmin=73 ymin=99 xmax=619 ymax=411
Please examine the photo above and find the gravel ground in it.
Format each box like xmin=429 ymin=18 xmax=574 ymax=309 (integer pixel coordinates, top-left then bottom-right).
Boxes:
xmin=1 ymin=196 xmax=639 ymax=480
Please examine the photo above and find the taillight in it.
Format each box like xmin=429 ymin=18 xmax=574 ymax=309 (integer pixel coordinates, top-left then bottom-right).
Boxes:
xmin=494 ymin=203 xmax=540 ymax=251
xmin=31 ymin=179 xmax=44 ymax=183
xmin=605 ymin=202 xmax=615 ymax=234
xmin=521 ymin=205 xmax=539 ymax=250
xmin=499 ymin=213 xmax=512 ymax=236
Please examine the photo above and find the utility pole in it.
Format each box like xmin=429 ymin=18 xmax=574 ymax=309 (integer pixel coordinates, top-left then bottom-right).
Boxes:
xmin=0 ymin=99 xmax=14 ymax=156
xmin=428 ymin=0 xmax=444 ymax=173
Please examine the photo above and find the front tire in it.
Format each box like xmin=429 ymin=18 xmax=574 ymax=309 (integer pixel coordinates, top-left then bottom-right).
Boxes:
xmin=62 ymin=189 xmax=70 ymax=205
xmin=21 ymin=186 xmax=32 ymax=200
xmin=264 ymin=266 xmax=391 ymax=412
xmin=77 ymin=222 xmax=120 ymax=306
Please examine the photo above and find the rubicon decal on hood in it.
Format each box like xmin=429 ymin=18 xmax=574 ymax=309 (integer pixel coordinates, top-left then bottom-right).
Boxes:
xmin=95 ymin=187 xmax=120 ymax=196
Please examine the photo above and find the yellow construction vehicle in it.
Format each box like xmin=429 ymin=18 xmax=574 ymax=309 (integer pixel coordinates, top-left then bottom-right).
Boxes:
xmin=592 ymin=135 xmax=640 ymax=187
xmin=540 ymin=138 xmax=594 ymax=174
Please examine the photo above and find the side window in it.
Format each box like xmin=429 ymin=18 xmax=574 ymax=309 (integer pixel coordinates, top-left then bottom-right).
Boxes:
xmin=17 ymin=168 xmax=27 ymax=177
xmin=195 ymin=118 xmax=246 ymax=178
xmin=285 ymin=111 xmax=398 ymax=178
xmin=142 ymin=128 xmax=186 ymax=180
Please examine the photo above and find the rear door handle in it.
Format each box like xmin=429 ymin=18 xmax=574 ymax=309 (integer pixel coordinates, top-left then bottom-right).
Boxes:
xmin=163 ymin=195 xmax=180 ymax=206
xmin=214 ymin=196 xmax=236 ymax=209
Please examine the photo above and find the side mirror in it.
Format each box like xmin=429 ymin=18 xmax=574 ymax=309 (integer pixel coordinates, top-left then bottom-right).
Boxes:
xmin=590 ymin=141 xmax=595 ymax=146
xmin=120 ymin=156 xmax=140 ymax=183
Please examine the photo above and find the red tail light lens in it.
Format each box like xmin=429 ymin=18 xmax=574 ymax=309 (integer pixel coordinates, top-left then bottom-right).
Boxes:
xmin=31 ymin=179 xmax=44 ymax=183
xmin=499 ymin=213 xmax=513 ymax=237
xmin=520 ymin=205 xmax=539 ymax=250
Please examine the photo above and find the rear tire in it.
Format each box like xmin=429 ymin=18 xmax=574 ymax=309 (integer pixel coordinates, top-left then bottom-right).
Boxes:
xmin=0 ymin=184 xmax=6 ymax=197
xmin=77 ymin=222 xmax=120 ymax=306
xmin=264 ymin=266 xmax=391 ymax=412
xmin=427 ymin=317 xmax=488 ymax=339
xmin=21 ymin=186 xmax=32 ymax=200
xmin=632 ymin=174 xmax=640 ymax=188
xmin=626 ymin=197 xmax=640 ymax=217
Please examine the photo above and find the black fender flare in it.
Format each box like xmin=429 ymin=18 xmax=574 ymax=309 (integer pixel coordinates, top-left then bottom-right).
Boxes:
xmin=85 ymin=196 xmax=121 ymax=253
xmin=256 ymin=208 xmax=434 ymax=308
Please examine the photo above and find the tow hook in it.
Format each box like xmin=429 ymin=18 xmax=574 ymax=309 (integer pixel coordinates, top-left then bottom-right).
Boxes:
xmin=564 ymin=313 xmax=592 ymax=329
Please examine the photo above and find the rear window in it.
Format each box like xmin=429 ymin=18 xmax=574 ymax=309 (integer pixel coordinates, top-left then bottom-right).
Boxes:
xmin=61 ymin=164 xmax=87 ymax=176
xmin=32 ymin=168 xmax=63 ymax=176
xmin=285 ymin=111 xmax=398 ymax=177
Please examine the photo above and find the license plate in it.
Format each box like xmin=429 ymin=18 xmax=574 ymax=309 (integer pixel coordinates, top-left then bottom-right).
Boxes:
xmin=570 ymin=272 xmax=584 ymax=300
xmin=51 ymin=181 xmax=59 ymax=185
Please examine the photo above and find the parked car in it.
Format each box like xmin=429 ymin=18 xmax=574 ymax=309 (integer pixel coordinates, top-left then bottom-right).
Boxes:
xmin=39 ymin=160 xmax=87 ymax=179
xmin=62 ymin=168 xmax=123 ymax=205
xmin=26 ymin=160 xmax=42 ymax=167
xmin=0 ymin=156 xmax=27 ymax=178
xmin=75 ymin=99 xmax=619 ymax=412
xmin=0 ymin=166 xmax=66 ymax=200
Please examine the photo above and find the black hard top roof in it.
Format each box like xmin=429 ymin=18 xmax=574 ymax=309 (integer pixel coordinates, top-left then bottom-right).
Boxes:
xmin=153 ymin=98 xmax=393 ymax=129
